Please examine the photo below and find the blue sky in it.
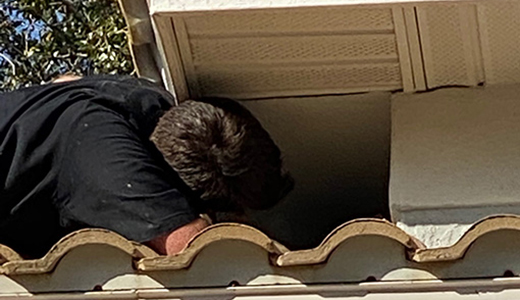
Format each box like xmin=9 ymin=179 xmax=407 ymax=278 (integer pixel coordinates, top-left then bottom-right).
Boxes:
xmin=0 ymin=3 xmax=54 ymax=65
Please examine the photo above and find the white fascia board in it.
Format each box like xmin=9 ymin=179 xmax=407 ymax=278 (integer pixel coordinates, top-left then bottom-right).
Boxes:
xmin=8 ymin=278 xmax=520 ymax=299
xmin=149 ymin=0 xmax=488 ymax=14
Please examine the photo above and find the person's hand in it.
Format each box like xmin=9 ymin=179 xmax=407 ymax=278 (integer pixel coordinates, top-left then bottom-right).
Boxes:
xmin=145 ymin=218 xmax=209 ymax=255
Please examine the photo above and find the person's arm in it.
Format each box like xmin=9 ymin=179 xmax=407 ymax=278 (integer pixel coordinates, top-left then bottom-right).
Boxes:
xmin=58 ymin=104 xmax=204 ymax=255
xmin=145 ymin=218 xmax=209 ymax=255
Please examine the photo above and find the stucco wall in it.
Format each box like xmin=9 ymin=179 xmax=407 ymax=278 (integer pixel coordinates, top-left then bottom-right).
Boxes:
xmin=240 ymin=85 xmax=520 ymax=249
xmin=241 ymin=93 xmax=391 ymax=249
xmin=391 ymin=84 xmax=520 ymax=247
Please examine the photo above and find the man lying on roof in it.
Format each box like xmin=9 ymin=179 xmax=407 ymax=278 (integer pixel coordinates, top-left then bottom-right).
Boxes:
xmin=0 ymin=75 xmax=293 ymax=258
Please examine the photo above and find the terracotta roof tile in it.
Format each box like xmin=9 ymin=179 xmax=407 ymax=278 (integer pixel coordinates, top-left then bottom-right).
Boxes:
xmin=276 ymin=218 xmax=423 ymax=267
xmin=137 ymin=223 xmax=288 ymax=271
xmin=1 ymin=215 xmax=520 ymax=281
xmin=413 ymin=215 xmax=520 ymax=262
xmin=0 ymin=229 xmax=157 ymax=275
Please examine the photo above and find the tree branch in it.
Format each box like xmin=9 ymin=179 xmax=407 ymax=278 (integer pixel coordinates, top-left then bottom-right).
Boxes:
xmin=0 ymin=53 xmax=16 ymax=74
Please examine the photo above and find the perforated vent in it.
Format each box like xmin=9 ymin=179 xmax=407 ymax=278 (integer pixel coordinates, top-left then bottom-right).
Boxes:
xmin=189 ymin=35 xmax=398 ymax=65
xmin=148 ymin=1 xmax=520 ymax=99
xmin=478 ymin=2 xmax=520 ymax=84
xmin=416 ymin=5 xmax=481 ymax=88
xmin=196 ymin=64 xmax=402 ymax=98
xmin=171 ymin=7 xmax=403 ymax=99
xmin=183 ymin=8 xmax=395 ymax=36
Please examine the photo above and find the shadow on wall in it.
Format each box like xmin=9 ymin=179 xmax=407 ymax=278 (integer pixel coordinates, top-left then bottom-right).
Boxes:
xmin=241 ymin=93 xmax=391 ymax=250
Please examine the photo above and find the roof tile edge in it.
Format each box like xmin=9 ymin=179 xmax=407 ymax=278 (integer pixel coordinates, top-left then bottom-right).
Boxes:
xmin=0 ymin=229 xmax=158 ymax=275
xmin=136 ymin=223 xmax=288 ymax=271
xmin=276 ymin=218 xmax=423 ymax=267
xmin=0 ymin=244 xmax=22 ymax=265
xmin=3 ymin=216 xmax=520 ymax=275
xmin=412 ymin=215 xmax=520 ymax=262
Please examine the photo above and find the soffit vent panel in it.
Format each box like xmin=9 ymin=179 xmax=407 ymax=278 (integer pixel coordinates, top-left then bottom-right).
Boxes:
xmin=170 ymin=7 xmax=405 ymax=100
xmin=478 ymin=2 xmax=520 ymax=84
xmin=416 ymin=4 xmax=483 ymax=88
xmin=144 ymin=0 xmax=520 ymax=100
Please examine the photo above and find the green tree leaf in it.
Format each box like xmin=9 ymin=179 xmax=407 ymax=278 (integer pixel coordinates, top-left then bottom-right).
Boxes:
xmin=0 ymin=0 xmax=135 ymax=91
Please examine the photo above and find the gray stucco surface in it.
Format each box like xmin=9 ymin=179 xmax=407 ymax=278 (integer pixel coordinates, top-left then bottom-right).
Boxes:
xmin=241 ymin=93 xmax=391 ymax=249
xmin=391 ymin=85 xmax=520 ymax=246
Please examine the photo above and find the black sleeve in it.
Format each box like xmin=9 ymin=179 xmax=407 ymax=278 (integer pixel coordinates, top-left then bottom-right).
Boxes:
xmin=56 ymin=102 xmax=198 ymax=243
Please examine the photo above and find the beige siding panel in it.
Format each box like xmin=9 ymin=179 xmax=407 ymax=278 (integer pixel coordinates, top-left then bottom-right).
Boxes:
xmin=189 ymin=35 xmax=398 ymax=65
xmin=183 ymin=7 xmax=394 ymax=36
xmin=416 ymin=4 xmax=481 ymax=88
xmin=478 ymin=2 xmax=520 ymax=84
xmin=195 ymin=63 xmax=402 ymax=98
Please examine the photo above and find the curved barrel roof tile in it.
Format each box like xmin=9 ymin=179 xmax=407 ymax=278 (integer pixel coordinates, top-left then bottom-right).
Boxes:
xmin=412 ymin=215 xmax=520 ymax=262
xmin=0 ymin=244 xmax=22 ymax=265
xmin=136 ymin=223 xmax=289 ymax=271
xmin=276 ymin=218 xmax=423 ymax=267
xmin=2 ymin=215 xmax=520 ymax=276
xmin=0 ymin=229 xmax=158 ymax=275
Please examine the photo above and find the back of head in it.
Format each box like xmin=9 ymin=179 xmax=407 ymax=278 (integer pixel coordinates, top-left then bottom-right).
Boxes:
xmin=151 ymin=97 xmax=294 ymax=212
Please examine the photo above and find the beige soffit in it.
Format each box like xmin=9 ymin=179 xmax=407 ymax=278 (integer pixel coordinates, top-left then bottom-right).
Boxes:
xmin=149 ymin=0 xmax=480 ymax=13
xmin=3 ymin=216 xmax=520 ymax=275
xmin=124 ymin=0 xmax=520 ymax=101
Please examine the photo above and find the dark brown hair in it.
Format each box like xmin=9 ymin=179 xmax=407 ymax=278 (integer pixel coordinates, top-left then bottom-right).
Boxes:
xmin=151 ymin=97 xmax=293 ymax=212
